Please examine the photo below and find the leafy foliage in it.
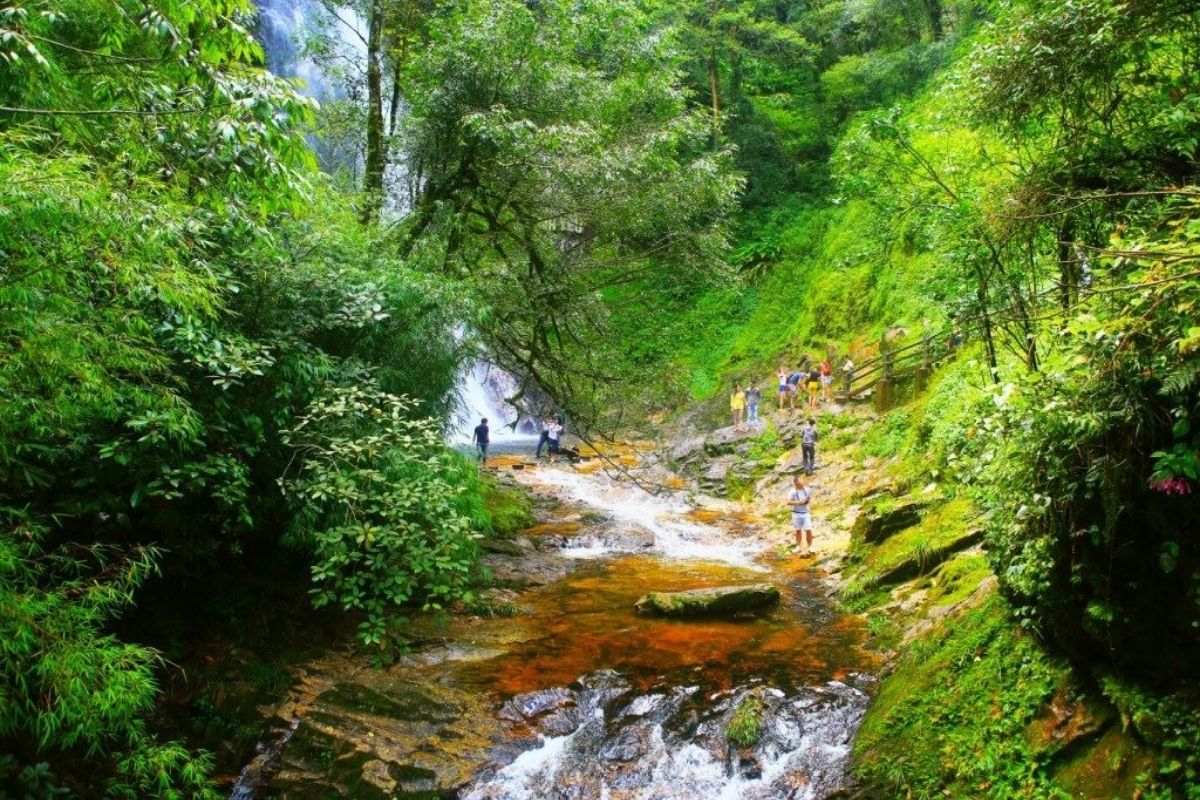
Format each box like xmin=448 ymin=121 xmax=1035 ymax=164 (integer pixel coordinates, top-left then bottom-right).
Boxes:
xmin=281 ymin=387 xmax=482 ymax=645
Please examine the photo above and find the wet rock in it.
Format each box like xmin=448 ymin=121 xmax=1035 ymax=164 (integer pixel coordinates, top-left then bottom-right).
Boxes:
xmin=1025 ymin=683 xmax=1114 ymax=758
xmin=698 ymin=455 xmax=735 ymax=494
xmin=498 ymin=687 xmax=576 ymax=722
xmin=479 ymin=537 xmax=526 ymax=556
xmin=704 ymin=425 xmax=762 ymax=455
xmin=668 ymin=434 xmax=708 ymax=464
xmin=850 ymin=500 xmax=926 ymax=545
xmin=634 ymin=584 xmax=781 ymax=617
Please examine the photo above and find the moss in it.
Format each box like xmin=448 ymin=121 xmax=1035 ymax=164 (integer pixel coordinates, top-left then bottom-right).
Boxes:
xmin=851 ymin=591 xmax=1070 ymax=798
xmin=846 ymin=497 xmax=978 ymax=591
xmin=727 ymin=695 xmax=765 ymax=748
xmin=924 ymin=552 xmax=992 ymax=609
xmin=635 ymin=584 xmax=781 ymax=617
xmin=482 ymin=479 xmax=534 ymax=538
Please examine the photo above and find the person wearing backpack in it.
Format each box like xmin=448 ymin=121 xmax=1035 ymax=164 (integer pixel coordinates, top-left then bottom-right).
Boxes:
xmin=800 ymin=417 xmax=819 ymax=475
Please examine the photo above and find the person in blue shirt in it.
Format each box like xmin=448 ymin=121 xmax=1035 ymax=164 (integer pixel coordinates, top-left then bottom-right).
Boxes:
xmin=472 ymin=417 xmax=490 ymax=463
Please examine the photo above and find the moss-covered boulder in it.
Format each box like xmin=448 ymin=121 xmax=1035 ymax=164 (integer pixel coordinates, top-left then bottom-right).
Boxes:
xmin=850 ymin=499 xmax=926 ymax=545
xmin=635 ymin=584 xmax=780 ymax=617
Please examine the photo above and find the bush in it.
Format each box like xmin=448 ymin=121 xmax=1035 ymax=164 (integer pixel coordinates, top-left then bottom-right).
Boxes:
xmin=282 ymin=387 xmax=484 ymax=645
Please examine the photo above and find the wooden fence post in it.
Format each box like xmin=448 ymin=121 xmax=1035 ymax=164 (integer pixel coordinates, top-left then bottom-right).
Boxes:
xmin=876 ymin=332 xmax=895 ymax=412
xmin=915 ymin=333 xmax=933 ymax=391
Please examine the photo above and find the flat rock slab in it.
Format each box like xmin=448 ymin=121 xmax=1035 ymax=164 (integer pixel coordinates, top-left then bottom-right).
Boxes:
xmin=635 ymin=584 xmax=781 ymax=617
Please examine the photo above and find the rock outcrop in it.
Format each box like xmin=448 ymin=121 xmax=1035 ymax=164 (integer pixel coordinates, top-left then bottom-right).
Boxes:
xmin=635 ymin=584 xmax=781 ymax=617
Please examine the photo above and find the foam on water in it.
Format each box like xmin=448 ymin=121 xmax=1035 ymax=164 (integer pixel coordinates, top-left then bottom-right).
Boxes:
xmin=519 ymin=468 xmax=765 ymax=568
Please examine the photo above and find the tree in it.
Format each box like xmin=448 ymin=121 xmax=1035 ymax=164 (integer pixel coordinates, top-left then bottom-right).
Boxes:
xmin=394 ymin=0 xmax=742 ymax=426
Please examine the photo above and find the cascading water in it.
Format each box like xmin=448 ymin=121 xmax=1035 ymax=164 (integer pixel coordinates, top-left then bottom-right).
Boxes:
xmin=256 ymin=0 xmax=363 ymax=100
xmin=451 ymin=360 xmax=537 ymax=444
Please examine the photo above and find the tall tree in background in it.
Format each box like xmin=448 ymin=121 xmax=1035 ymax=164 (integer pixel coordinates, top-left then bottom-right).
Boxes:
xmin=394 ymin=0 xmax=742 ymax=426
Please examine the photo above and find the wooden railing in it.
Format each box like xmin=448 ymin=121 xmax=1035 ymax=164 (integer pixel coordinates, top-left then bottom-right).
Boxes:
xmin=837 ymin=329 xmax=961 ymax=408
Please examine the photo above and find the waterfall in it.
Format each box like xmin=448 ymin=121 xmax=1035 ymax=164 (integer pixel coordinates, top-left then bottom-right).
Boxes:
xmin=256 ymin=0 xmax=364 ymax=101
xmin=451 ymin=361 xmax=537 ymax=444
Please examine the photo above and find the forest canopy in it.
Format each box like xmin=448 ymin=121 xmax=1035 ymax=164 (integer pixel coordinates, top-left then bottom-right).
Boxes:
xmin=2 ymin=0 xmax=1200 ymax=795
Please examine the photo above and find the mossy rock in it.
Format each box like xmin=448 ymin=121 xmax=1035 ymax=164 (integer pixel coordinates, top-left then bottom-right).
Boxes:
xmin=849 ymin=498 xmax=981 ymax=589
xmin=635 ymin=584 xmax=780 ymax=617
xmin=850 ymin=499 xmax=926 ymax=546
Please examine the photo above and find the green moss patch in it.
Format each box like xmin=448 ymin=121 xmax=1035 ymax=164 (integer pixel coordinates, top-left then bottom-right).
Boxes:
xmin=847 ymin=497 xmax=979 ymax=591
xmin=483 ymin=479 xmax=534 ymax=538
xmin=727 ymin=695 xmax=765 ymax=748
xmin=852 ymin=592 xmax=1069 ymax=798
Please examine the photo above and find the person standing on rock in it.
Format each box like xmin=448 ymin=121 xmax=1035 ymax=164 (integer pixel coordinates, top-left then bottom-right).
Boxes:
xmin=820 ymin=358 xmax=833 ymax=403
xmin=546 ymin=418 xmax=563 ymax=463
xmin=745 ymin=380 xmax=762 ymax=428
xmin=787 ymin=475 xmax=814 ymax=554
xmin=806 ymin=365 xmax=821 ymax=411
xmin=730 ymin=383 xmax=746 ymax=431
xmin=776 ymin=366 xmax=793 ymax=413
xmin=473 ymin=417 xmax=490 ymax=464
xmin=801 ymin=417 xmax=819 ymax=475
xmin=535 ymin=416 xmax=552 ymax=458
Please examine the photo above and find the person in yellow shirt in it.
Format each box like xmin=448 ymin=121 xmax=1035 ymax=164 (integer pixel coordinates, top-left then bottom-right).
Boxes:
xmin=730 ymin=383 xmax=746 ymax=431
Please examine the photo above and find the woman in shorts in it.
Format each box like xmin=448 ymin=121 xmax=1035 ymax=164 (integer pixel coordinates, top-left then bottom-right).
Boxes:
xmin=807 ymin=365 xmax=821 ymax=411
xmin=776 ymin=366 xmax=792 ymax=412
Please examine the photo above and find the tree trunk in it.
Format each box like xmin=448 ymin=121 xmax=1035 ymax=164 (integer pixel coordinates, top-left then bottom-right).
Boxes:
xmin=361 ymin=0 xmax=385 ymax=225
xmin=1058 ymin=216 xmax=1077 ymax=311
xmin=707 ymin=54 xmax=721 ymax=139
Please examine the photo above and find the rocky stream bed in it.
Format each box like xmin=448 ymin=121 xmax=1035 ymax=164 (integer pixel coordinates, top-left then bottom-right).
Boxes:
xmin=229 ymin=444 xmax=877 ymax=799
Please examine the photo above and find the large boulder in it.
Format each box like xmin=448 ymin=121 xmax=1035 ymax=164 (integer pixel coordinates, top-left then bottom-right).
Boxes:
xmin=635 ymin=584 xmax=781 ymax=617
xmin=667 ymin=434 xmax=708 ymax=465
xmin=704 ymin=425 xmax=762 ymax=455
xmin=850 ymin=500 xmax=926 ymax=545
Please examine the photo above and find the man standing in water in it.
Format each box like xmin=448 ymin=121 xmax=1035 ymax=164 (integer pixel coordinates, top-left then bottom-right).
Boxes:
xmin=787 ymin=475 xmax=814 ymax=554
xmin=472 ymin=417 xmax=490 ymax=463
xmin=801 ymin=417 xmax=819 ymax=475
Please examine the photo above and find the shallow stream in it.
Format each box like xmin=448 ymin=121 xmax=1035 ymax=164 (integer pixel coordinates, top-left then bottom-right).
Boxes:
xmin=231 ymin=455 xmax=875 ymax=799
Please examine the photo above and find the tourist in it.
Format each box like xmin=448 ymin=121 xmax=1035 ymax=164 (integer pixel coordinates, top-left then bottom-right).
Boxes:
xmin=806 ymin=364 xmax=821 ymax=411
xmin=801 ymin=417 xmax=818 ymax=475
xmin=820 ymin=358 xmax=833 ymax=403
xmin=786 ymin=367 xmax=805 ymax=409
xmin=535 ymin=416 xmax=552 ymax=458
xmin=472 ymin=417 xmax=490 ymax=463
xmin=547 ymin=418 xmax=563 ymax=463
xmin=745 ymin=380 xmax=762 ymax=428
xmin=730 ymin=383 xmax=746 ymax=431
xmin=776 ymin=365 xmax=792 ymax=412
xmin=787 ymin=475 xmax=814 ymax=554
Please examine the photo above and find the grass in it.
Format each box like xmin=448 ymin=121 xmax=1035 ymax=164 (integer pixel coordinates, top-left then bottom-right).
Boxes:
xmin=727 ymin=695 xmax=765 ymax=748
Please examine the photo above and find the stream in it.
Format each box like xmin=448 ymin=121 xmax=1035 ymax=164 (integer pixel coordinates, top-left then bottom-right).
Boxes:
xmin=230 ymin=451 xmax=875 ymax=799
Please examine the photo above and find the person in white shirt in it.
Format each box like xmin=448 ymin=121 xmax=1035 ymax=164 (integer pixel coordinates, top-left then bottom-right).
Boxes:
xmin=786 ymin=475 xmax=813 ymax=553
xmin=547 ymin=420 xmax=563 ymax=463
